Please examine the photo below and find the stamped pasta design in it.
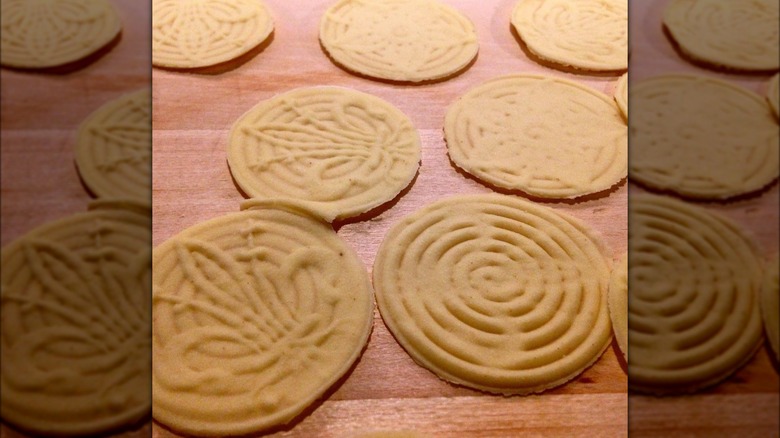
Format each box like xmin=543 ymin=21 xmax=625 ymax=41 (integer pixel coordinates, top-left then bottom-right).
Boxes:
xmin=761 ymin=253 xmax=779 ymax=362
xmin=608 ymin=253 xmax=627 ymax=360
xmin=228 ymin=87 xmax=421 ymax=221
xmin=320 ymin=0 xmax=478 ymax=82
xmin=511 ymin=0 xmax=627 ymax=71
xmin=152 ymin=205 xmax=373 ymax=436
xmin=628 ymin=195 xmax=764 ymax=394
xmin=0 ymin=0 xmax=121 ymax=68
xmin=0 ymin=202 xmax=151 ymax=435
xmin=664 ymin=0 xmax=779 ymax=71
xmin=373 ymin=194 xmax=613 ymax=395
xmin=614 ymin=73 xmax=628 ymax=119
xmin=631 ymin=75 xmax=779 ymax=199
xmin=152 ymin=0 xmax=274 ymax=68
xmin=768 ymin=74 xmax=779 ymax=119
xmin=76 ymin=89 xmax=151 ymax=201
xmin=445 ymin=75 xmax=627 ymax=199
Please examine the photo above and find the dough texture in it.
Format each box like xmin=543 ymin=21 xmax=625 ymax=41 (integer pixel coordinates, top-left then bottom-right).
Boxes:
xmin=152 ymin=201 xmax=373 ymax=436
xmin=761 ymin=254 xmax=779 ymax=362
xmin=445 ymin=74 xmax=627 ymax=199
xmin=608 ymin=254 xmax=628 ymax=361
xmin=511 ymin=0 xmax=627 ymax=71
xmin=373 ymin=194 xmax=613 ymax=394
xmin=152 ymin=0 xmax=274 ymax=68
xmin=228 ymin=87 xmax=421 ymax=221
xmin=631 ymin=75 xmax=779 ymax=199
xmin=320 ymin=0 xmax=478 ymax=82
xmin=0 ymin=0 xmax=121 ymax=68
xmin=768 ymin=73 xmax=779 ymax=118
xmin=628 ymin=194 xmax=764 ymax=394
xmin=614 ymin=73 xmax=628 ymax=119
xmin=664 ymin=0 xmax=779 ymax=71
xmin=75 ymin=89 xmax=151 ymax=201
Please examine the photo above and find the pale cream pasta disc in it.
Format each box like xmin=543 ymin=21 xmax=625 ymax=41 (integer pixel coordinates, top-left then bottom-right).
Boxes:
xmin=614 ymin=73 xmax=628 ymax=119
xmin=628 ymin=194 xmax=764 ymax=394
xmin=768 ymin=73 xmax=779 ymax=119
xmin=1 ymin=201 xmax=151 ymax=435
xmin=631 ymin=74 xmax=779 ymax=199
xmin=152 ymin=201 xmax=373 ymax=436
xmin=320 ymin=0 xmax=478 ymax=82
xmin=609 ymin=253 xmax=628 ymax=361
xmin=75 ymin=89 xmax=151 ymax=201
xmin=152 ymin=0 xmax=274 ymax=68
xmin=373 ymin=194 xmax=613 ymax=395
xmin=227 ymin=87 xmax=421 ymax=221
xmin=511 ymin=0 xmax=627 ymax=71
xmin=444 ymin=74 xmax=627 ymax=199
xmin=0 ymin=0 xmax=121 ymax=69
xmin=664 ymin=0 xmax=779 ymax=71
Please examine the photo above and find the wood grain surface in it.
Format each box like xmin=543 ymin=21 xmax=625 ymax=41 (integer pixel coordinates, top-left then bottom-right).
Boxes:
xmin=0 ymin=0 xmax=151 ymax=436
xmin=152 ymin=0 xmax=627 ymax=436
xmin=628 ymin=0 xmax=779 ymax=436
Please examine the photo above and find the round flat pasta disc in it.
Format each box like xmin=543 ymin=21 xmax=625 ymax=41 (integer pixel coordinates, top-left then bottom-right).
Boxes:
xmin=152 ymin=0 xmax=274 ymax=68
xmin=444 ymin=74 xmax=627 ymax=199
xmin=320 ymin=0 xmax=478 ymax=82
xmin=609 ymin=253 xmax=628 ymax=361
xmin=75 ymin=89 xmax=151 ymax=201
xmin=0 ymin=0 xmax=121 ymax=69
xmin=663 ymin=0 xmax=779 ymax=71
xmin=761 ymin=254 xmax=779 ymax=362
xmin=227 ymin=87 xmax=421 ymax=221
xmin=614 ymin=73 xmax=628 ymax=120
xmin=628 ymin=194 xmax=764 ymax=394
xmin=0 ymin=201 xmax=150 ymax=435
xmin=631 ymin=74 xmax=779 ymax=199
xmin=373 ymin=194 xmax=613 ymax=395
xmin=153 ymin=201 xmax=373 ymax=436
xmin=511 ymin=0 xmax=627 ymax=71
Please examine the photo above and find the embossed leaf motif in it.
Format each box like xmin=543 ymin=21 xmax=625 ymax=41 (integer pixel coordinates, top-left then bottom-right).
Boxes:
xmin=155 ymin=240 xmax=341 ymax=403
xmin=243 ymin=96 xmax=413 ymax=200
xmin=2 ymin=239 xmax=149 ymax=404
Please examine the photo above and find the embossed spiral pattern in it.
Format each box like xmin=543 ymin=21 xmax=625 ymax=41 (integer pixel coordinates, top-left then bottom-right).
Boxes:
xmin=228 ymin=87 xmax=421 ymax=221
xmin=0 ymin=201 xmax=151 ymax=435
xmin=608 ymin=253 xmax=627 ymax=360
xmin=614 ymin=73 xmax=628 ymax=119
xmin=628 ymin=194 xmax=764 ymax=394
xmin=511 ymin=0 xmax=627 ymax=71
xmin=152 ymin=0 xmax=274 ymax=68
xmin=320 ymin=0 xmax=478 ymax=82
xmin=373 ymin=194 xmax=613 ymax=394
xmin=75 ymin=89 xmax=151 ymax=201
xmin=631 ymin=75 xmax=779 ymax=199
xmin=152 ymin=203 xmax=373 ymax=436
xmin=444 ymin=74 xmax=627 ymax=199
xmin=0 ymin=0 xmax=121 ymax=68
xmin=664 ymin=0 xmax=779 ymax=71
xmin=768 ymin=73 xmax=779 ymax=118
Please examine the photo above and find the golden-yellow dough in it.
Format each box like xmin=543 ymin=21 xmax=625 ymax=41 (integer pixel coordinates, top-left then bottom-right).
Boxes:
xmin=374 ymin=194 xmax=613 ymax=395
xmin=153 ymin=201 xmax=373 ymax=436
xmin=609 ymin=253 xmax=627 ymax=361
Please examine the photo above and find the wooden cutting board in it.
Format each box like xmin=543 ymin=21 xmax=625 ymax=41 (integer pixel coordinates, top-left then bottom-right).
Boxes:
xmin=152 ymin=0 xmax=627 ymax=436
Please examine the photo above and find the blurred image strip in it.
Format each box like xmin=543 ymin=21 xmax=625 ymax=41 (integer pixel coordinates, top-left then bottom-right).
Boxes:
xmin=628 ymin=0 xmax=779 ymax=435
xmin=0 ymin=1 xmax=151 ymax=436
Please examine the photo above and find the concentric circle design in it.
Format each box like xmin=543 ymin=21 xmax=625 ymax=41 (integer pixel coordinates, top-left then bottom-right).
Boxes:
xmin=628 ymin=194 xmax=764 ymax=394
xmin=75 ymin=89 xmax=151 ymax=201
xmin=664 ymin=0 xmax=779 ymax=71
xmin=0 ymin=201 xmax=151 ymax=435
xmin=153 ymin=202 xmax=373 ymax=436
xmin=0 ymin=0 xmax=121 ymax=68
xmin=373 ymin=194 xmax=613 ymax=395
xmin=614 ymin=73 xmax=628 ymax=119
xmin=320 ymin=0 xmax=478 ymax=82
xmin=631 ymin=75 xmax=779 ymax=199
xmin=444 ymin=74 xmax=627 ymax=199
xmin=768 ymin=73 xmax=779 ymax=119
xmin=152 ymin=0 xmax=274 ymax=68
xmin=761 ymin=253 xmax=779 ymax=362
xmin=511 ymin=0 xmax=627 ymax=71
xmin=228 ymin=87 xmax=421 ymax=221
xmin=609 ymin=253 xmax=627 ymax=361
